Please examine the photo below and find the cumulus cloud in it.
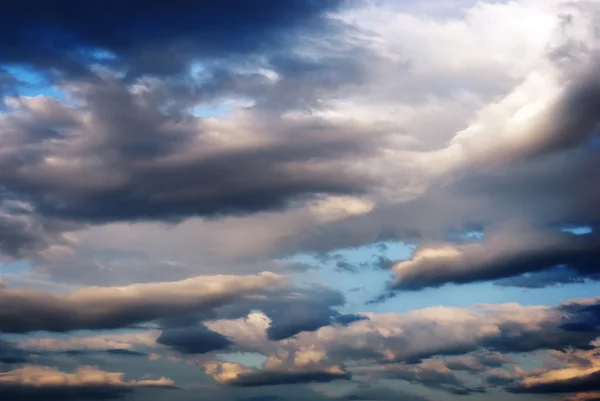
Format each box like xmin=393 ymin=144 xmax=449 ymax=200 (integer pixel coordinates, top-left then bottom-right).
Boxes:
xmin=0 ymin=272 xmax=281 ymax=333
xmin=0 ymin=365 xmax=177 ymax=400
xmin=205 ymin=297 xmax=600 ymax=373
xmin=198 ymin=297 xmax=600 ymax=393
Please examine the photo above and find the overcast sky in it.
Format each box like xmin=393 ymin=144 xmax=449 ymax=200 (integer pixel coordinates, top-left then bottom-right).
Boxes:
xmin=1 ymin=1 xmax=600 ymax=400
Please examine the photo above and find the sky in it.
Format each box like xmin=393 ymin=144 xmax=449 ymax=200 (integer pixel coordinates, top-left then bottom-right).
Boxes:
xmin=0 ymin=0 xmax=599 ymax=400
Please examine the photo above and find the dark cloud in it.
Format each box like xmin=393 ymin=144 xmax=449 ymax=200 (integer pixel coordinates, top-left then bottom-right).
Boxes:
xmin=514 ymin=61 xmax=600 ymax=159
xmin=0 ymin=272 xmax=280 ymax=333
xmin=338 ymin=384 xmax=431 ymax=401
xmin=155 ymin=285 xmax=349 ymax=346
xmin=268 ymin=142 xmax=600 ymax=274
xmin=0 ymin=205 xmax=74 ymax=258
xmin=0 ymin=75 xmax=379 ymax=258
xmin=495 ymin=266 xmax=593 ymax=289
xmin=296 ymin=298 xmax=600 ymax=372
xmin=0 ymin=365 xmax=177 ymax=401
xmin=509 ymin=370 xmax=600 ymax=394
xmin=481 ymin=320 xmax=598 ymax=354
xmin=389 ymin=226 xmax=600 ymax=291
xmin=225 ymin=369 xmax=351 ymax=387
xmin=62 ymin=348 xmax=147 ymax=357
xmin=176 ymin=285 xmax=349 ymax=342
xmin=560 ymin=300 xmax=600 ymax=333
xmin=157 ymin=325 xmax=232 ymax=354
xmin=238 ymin=397 xmax=283 ymax=401
xmin=0 ymin=0 xmax=375 ymax=260
xmin=373 ymin=362 xmax=485 ymax=395
xmin=264 ymin=287 xmax=345 ymax=341
xmin=444 ymin=353 xmax=514 ymax=373
xmin=0 ymin=0 xmax=347 ymax=77
xmin=0 ymin=338 xmax=28 ymax=364
xmin=332 ymin=314 xmax=369 ymax=326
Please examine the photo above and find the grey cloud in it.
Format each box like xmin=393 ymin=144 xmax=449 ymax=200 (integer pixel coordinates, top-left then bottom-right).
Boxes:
xmin=560 ymin=301 xmax=600 ymax=333
xmin=0 ymin=76 xmax=381 ymax=257
xmin=157 ymin=325 xmax=232 ymax=354
xmin=2 ymin=0 xmax=600 ymax=274
xmin=0 ymin=365 xmax=177 ymax=400
xmin=365 ymin=361 xmax=484 ymax=395
xmin=264 ymin=287 xmax=345 ymax=341
xmin=485 ymin=369 xmax=519 ymax=387
xmin=390 ymin=225 xmax=600 ymax=291
xmin=164 ymin=285 xmax=349 ymax=342
xmin=512 ymin=62 xmax=600 ymax=160
xmin=205 ymin=297 xmax=600 ymax=380
xmin=0 ymin=203 xmax=74 ymax=258
xmin=510 ymin=370 xmax=600 ymax=394
xmin=283 ymin=298 xmax=600 ymax=370
xmin=338 ymin=384 xmax=431 ymax=401
xmin=0 ymin=1 xmax=348 ymax=78
xmin=444 ymin=353 xmax=515 ymax=373
xmin=502 ymin=344 xmax=600 ymax=397
xmin=63 ymin=348 xmax=147 ymax=357
xmin=264 ymin=145 xmax=600 ymax=264
xmin=564 ymin=395 xmax=600 ymax=401
xmin=495 ymin=266 xmax=592 ymax=289
xmin=332 ymin=314 xmax=369 ymax=326
xmin=238 ymin=397 xmax=282 ymax=401
xmin=225 ymin=370 xmax=351 ymax=387
xmin=0 ymin=272 xmax=280 ymax=333
xmin=0 ymin=338 xmax=28 ymax=364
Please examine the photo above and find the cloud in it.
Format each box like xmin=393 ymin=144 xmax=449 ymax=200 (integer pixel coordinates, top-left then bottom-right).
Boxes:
xmin=0 ymin=338 xmax=28 ymax=364
xmin=0 ymin=73 xmax=381 ymax=258
xmin=561 ymin=302 xmax=600 ymax=333
xmin=2 ymin=2 xmax=600 ymax=400
xmin=17 ymin=331 xmax=159 ymax=353
xmin=205 ymin=297 xmax=600 ymax=373
xmin=0 ymin=365 xmax=177 ymax=400
xmin=336 ymin=383 xmax=431 ymax=401
xmin=204 ymin=361 xmax=350 ymax=387
xmin=263 ymin=286 xmax=345 ymax=341
xmin=510 ymin=355 xmax=600 ymax=394
xmin=166 ymin=285 xmax=350 ymax=342
xmin=390 ymin=224 xmax=600 ymax=290
xmin=564 ymin=393 xmax=600 ymax=401
xmin=0 ymin=272 xmax=281 ymax=333
xmin=352 ymin=359 xmax=485 ymax=395
xmin=157 ymin=325 xmax=232 ymax=354
xmin=0 ymin=0 xmax=347 ymax=77
xmin=444 ymin=353 xmax=515 ymax=373
xmin=495 ymin=266 xmax=593 ymax=289
xmin=0 ymin=0 xmax=597 ymax=273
